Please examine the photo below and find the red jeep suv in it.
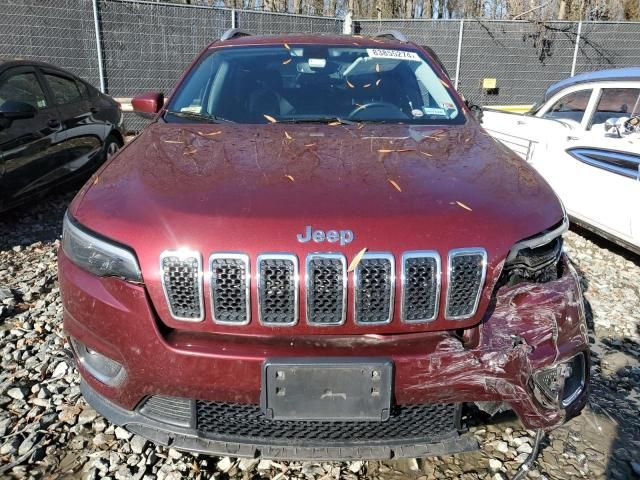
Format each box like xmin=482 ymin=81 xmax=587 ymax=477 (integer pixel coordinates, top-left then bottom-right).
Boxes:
xmin=59 ymin=30 xmax=589 ymax=460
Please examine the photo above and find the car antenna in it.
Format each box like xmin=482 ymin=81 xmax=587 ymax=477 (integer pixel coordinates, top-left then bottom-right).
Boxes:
xmin=220 ymin=28 xmax=253 ymax=41
xmin=373 ymin=30 xmax=409 ymax=42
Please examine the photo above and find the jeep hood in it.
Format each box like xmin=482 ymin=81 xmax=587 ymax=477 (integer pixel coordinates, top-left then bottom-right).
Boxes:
xmin=70 ymin=122 xmax=564 ymax=333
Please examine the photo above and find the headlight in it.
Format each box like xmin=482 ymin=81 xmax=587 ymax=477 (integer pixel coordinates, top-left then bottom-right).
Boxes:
xmin=500 ymin=216 xmax=568 ymax=287
xmin=62 ymin=212 xmax=142 ymax=283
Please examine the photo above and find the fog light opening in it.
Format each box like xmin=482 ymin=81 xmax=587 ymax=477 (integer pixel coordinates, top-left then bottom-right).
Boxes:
xmin=70 ymin=337 xmax=125 ymax=386
xmin=561 ymin=353 xmax=586 ymax=408
xmin=532 ymin=353 xmax=586 ymax=409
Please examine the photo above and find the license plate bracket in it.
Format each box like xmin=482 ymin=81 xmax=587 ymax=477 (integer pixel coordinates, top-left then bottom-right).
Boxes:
xmin=261 ymin=358 xmax=393 ymax=421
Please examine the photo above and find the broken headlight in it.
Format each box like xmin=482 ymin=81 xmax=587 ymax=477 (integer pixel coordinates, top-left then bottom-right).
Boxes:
xmin=499 ymin=216 xmax=568 ymax=287
xmin=62 ymin=211 xmax=142 ymax=283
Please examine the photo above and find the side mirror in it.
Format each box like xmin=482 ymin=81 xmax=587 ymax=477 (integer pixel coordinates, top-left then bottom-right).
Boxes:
xmin=604 ymin=117 xmax=628 ymax=138
xmin=132 ymin=92 xmax=164 ymax=119
xmin=0 ymin=100 xmax=37 ymax=120
xmin=604 ymin=117 xmax=617 ymax=132
xmin=465 ymin=100 xmax=484 ymax=123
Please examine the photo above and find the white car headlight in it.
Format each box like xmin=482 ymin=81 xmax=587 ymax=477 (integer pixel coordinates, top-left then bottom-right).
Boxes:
xmin=62 ymin=211 xmax=142 ymax=283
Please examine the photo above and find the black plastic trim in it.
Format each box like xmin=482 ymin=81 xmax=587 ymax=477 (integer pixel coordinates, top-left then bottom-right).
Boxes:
xmin=567 ymin=147 xmax=640 ymax=180
xmin=80 ymin=381 xmax=478 ymax=460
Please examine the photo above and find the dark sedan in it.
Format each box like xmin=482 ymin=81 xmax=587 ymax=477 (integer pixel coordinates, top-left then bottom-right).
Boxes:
xmin=0 ymin=59 xmax=124 ymax=212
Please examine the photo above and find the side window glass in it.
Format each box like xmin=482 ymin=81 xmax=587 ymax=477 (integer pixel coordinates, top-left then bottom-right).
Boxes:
xmin=542 ymin=89 xmax=592 ymax=124
xmin=589 ymin=88 xmax=640 ymax=130
xmin=0 ymin=71 xmax=48 ymax=110
xmin=44 ymin=73 xmax=82 ymax=105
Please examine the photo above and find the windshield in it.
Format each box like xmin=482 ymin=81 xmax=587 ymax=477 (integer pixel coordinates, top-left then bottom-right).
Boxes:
xmin=166 ymin=45 xmax=464 ymax=125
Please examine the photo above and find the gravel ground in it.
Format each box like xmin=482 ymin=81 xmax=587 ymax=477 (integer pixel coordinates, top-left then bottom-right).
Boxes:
xmin=1 ymin=191 xmax=639 ymax=480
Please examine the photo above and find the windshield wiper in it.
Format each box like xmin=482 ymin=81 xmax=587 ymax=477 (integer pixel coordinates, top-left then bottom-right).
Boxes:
xmin=164 ymin=110 xmax=235 ymax=124
xmin=278 ymin=117 xmax=356 ymax=125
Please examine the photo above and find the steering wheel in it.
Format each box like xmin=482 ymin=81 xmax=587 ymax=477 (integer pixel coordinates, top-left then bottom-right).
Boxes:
xmin=348 ymin=101 xmax=406 ymax=120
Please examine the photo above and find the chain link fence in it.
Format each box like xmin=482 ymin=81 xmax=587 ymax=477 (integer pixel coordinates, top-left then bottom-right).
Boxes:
xmin=236 ymin=10 xmax=342 ymax=35
xmin=2 ymin=0 xmax=640 ymax=129
xmin=356 ymin=19 xmax=460 ymax=77
xmin=0 ymin=0 xmax=101 ymax=86
xmin=100 ymin=1 xmax=229 ymax=97
xmin=457 ymin=20 xmax=577 ymax=105
xmin=577 ymin=22 xmax=640 ymax=73
xmin=0 ymin=0 xmax=343 ymax=130
xmin=358 ymin=19 xmax=640 ymax=106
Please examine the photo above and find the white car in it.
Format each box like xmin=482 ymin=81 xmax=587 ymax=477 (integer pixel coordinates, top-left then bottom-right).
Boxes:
xmin=482 ymin=67 xmax=640 ymax=254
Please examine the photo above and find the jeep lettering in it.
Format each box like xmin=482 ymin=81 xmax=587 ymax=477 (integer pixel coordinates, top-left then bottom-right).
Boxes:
xmin=297 ymin=225 xmax=354 ymax=246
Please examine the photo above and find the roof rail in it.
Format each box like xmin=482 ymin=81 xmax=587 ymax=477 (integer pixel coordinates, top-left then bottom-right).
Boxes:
xmin=220 ymin=28 xmax=253 ymax=42
xmin=374 ymin=30 xmax=408 ymax=42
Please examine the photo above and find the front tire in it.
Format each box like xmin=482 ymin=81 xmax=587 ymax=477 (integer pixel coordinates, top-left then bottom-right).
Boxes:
xmin=103 ymin=134 xmax=123 ymax=161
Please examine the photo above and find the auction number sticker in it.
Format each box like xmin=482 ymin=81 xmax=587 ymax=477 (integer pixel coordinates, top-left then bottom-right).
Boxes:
xmin=423 ymin=107 xmax=447 ymax=116
xmin=366 ymin=48 xmax=420 ymax=61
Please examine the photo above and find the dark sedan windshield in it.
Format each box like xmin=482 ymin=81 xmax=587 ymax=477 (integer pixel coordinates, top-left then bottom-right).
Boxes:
xmin=166 ymin=45 xmax=464 ymax=125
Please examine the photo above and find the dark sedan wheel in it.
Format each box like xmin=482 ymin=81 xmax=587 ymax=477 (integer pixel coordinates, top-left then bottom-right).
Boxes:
xmin=104 ymin=135 xmax=123 ymax=161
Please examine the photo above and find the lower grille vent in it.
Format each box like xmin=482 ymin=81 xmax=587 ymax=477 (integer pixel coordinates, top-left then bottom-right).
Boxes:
xmin=196 ymin=400 xmax=458 ymax=442
xmin=139 ymin=395 xmax=193 ymax=428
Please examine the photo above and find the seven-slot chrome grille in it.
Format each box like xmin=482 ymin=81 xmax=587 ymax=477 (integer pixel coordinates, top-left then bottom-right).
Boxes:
xmin=159 ymin=249 xmax=487 ymax=325
xmin=401 ymin=251 xmax=441 ymax=323
xmin=354 ymin=253 xmax=395 ymax=325
xmin=209 ymin=254 xmax=250 ymax=325
xmin=306 ymin=254 xmax=347 ymax=325
xmin=445 ymin=249 xmax=487 ymax=320
xmin=257 ymin=254 xmax=299 ymax=326
xmin=160 ymin=250 xmax=204 ymax=321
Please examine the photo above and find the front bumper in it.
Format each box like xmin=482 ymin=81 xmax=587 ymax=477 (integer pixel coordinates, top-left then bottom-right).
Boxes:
xmin=80 ymin=380 xmax=479 ymax=460
xmin=60 ymin=251 xmax=589 ymax=458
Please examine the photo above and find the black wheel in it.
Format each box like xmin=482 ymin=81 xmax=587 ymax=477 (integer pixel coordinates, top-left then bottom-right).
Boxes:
xmin=103 ymin=134 xmax=123 ymax=161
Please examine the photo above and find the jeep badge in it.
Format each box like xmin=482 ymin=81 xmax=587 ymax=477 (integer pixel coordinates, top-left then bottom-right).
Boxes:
xmin=297 ymin=226 xmax=354 ymax=246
